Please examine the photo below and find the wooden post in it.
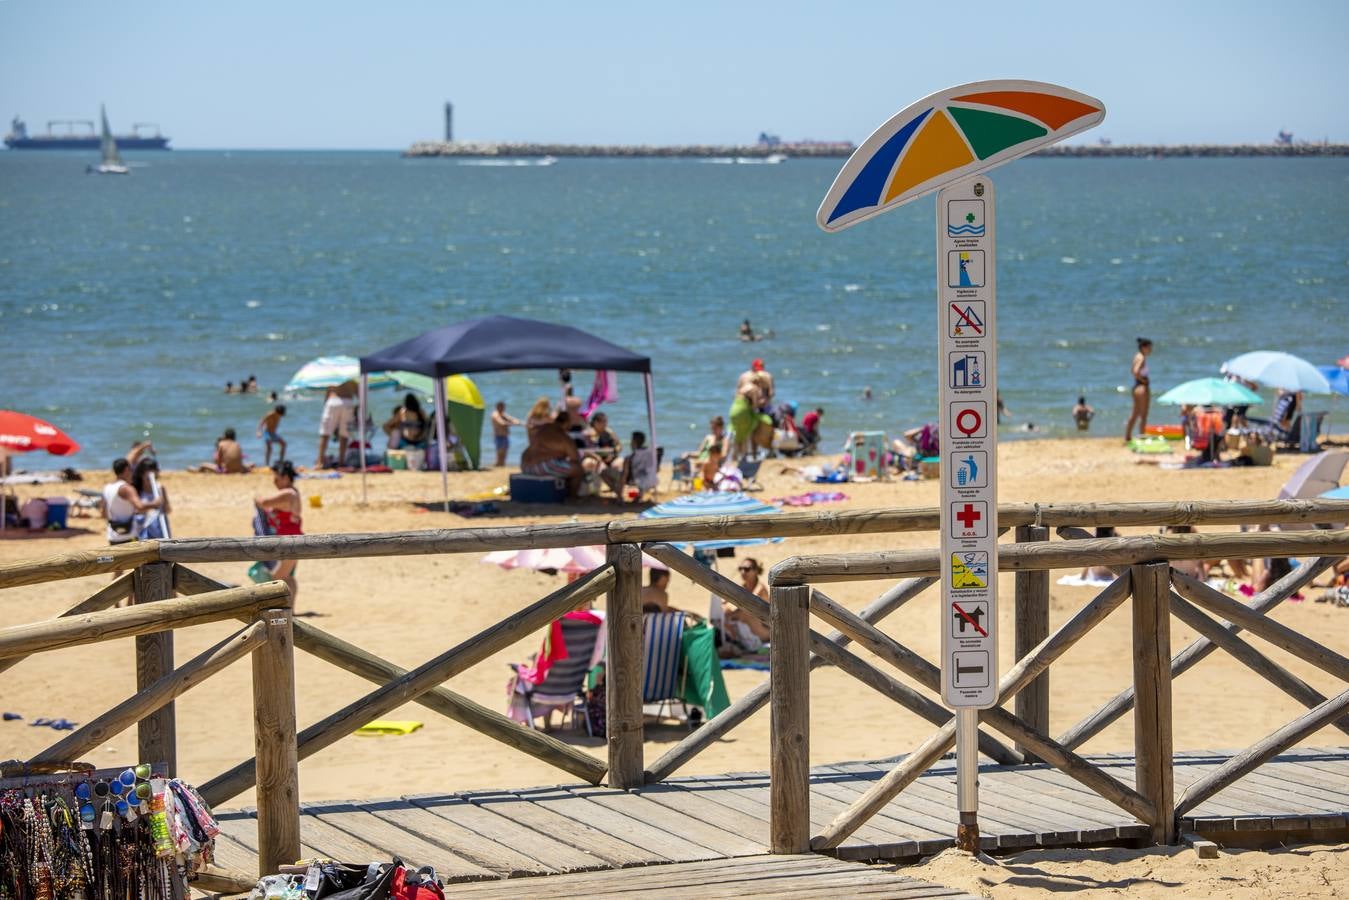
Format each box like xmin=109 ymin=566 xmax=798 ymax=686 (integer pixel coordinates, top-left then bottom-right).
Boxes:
xmin=1131 ymin=562 xmax=1175 ymax=844
xmin=1014 ymin=525 xmax=1050 ymax=762
xmin=605 ymin=543 xmax=643 ymax=790
xmin=770 ymin=584 xmax=810 ymax=854
xmin=252 ymin=607 xmax=300 ymax=875
xmin=132 ymin=562 xmax=176 ymax=775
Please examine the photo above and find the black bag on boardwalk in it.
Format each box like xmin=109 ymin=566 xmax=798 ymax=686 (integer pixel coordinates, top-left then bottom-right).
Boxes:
xmin=307 ymin=861 xmax=400 ymax=900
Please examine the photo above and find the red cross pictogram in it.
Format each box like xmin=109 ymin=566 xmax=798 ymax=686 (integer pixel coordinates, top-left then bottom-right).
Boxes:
xmin=955 ymin=503 xmax=982 ymax=530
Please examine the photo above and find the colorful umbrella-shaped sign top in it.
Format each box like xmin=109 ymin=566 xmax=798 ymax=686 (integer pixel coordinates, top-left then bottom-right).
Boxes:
xmin=818 ymin=80 xmax=1105 ymax=232
xmin=0 ymin=411 xmax=80 ymax=456
xmin=1156 ymin=377 xmax=1263 ymax=407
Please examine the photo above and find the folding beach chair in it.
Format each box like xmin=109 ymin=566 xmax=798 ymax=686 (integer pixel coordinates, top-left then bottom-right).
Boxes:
xmin=507 ymin=616 xmax=602 ymax=734
xmin=642 ymin=610 xmax=691 ymax=725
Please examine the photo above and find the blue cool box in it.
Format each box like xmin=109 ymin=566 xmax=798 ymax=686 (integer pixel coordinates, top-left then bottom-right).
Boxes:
xmin=509 ymin=474 xmax=567 ymax=504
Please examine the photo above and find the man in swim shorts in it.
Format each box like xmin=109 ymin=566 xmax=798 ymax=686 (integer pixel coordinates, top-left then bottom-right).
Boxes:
xmin=256 ymin=404 xmax=287 ymax=467
xmin=491 ymin=401 xmax=522 ymax=467
xmin=520 ymin=410 xmax=583 ymax=496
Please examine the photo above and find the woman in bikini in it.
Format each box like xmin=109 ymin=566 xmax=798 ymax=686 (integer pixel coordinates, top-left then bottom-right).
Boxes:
xmin=723 ymin=557 xmax=771 ymax=652
xmin=1125 ymin=337 xmax=1153 ymax=443
xmin=255 ymin=460 xmax=303 ymax=601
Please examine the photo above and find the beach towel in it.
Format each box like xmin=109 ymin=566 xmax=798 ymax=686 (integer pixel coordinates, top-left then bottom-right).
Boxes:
xmin=773 ymin=491 xmax=848 ymax=506
xmin=721 ymin=646 xmax=771 ymax=671
xmin=679 ymin=622 xmax=731 ymax=718
xmin=355 ymin=720 xmax=423 ymax=736
xmin=581 ymin=370 xmax=618 ymax=418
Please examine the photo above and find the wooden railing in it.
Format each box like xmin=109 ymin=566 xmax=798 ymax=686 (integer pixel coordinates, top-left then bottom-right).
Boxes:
xmin=763 ymin=525 xmax=1349 ymax=853
xmin=0 ymin=574 xmax=296 ymax=891
xmin=3 ymin=498 xmax=1348 ymax=875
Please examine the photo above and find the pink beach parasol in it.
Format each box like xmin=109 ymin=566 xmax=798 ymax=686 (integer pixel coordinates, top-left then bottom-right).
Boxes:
xmin=481 ymin=546 xmax=666 ymax=574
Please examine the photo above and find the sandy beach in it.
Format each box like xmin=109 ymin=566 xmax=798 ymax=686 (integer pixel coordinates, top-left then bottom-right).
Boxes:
xmin=3 ymin=437 xmax=1346 ymax=894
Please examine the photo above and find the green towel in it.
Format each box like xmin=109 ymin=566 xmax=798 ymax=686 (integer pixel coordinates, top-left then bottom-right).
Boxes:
xmin=679 ymin=622 xmax=731 ymax=719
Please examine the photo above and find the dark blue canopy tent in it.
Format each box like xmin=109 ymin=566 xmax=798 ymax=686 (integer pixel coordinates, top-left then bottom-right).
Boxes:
xmin=358 ymin=315 xmax=657 ymax=506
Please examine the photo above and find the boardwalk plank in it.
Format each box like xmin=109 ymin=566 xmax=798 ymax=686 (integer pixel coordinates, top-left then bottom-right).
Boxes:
xmin=510 ymin=785 xmax=718 ymax=862
xmin=452 ymin=789 xmax=660 ymax=868
xmin=405 ymin=793 xmax=610 ymax=873
xmin=447 ymin=855 xmax=977 ymax=899
xmin=359 ymin=799 xmax=556 ymax=876
xmin=817 ymin=766 xmax=1009 ymax=850
xmin=213 ymin=811 xmax=323 ymax=862
xmin=634 ymin=783 xmax=773 ymax=847
xmin=295 ymin=814 xmax=402 ymax=865
xmin=566 ymin=785 xmax=764 ymax=857
xmin=209 ymin=831 xmax=261 ymax=875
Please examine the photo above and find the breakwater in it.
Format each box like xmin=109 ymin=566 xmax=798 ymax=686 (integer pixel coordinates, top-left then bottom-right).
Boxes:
xmin=404 ymin=140 xmax=1349 ymax=159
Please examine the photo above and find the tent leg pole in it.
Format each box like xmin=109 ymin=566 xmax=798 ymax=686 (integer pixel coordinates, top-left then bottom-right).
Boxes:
xmin=434 ymin=378 xmax=450 ymax=513
xmin=359 ymin=375 xmax=368 ymax=506
xmin=645 ymin=373 xmax=658 ymax=482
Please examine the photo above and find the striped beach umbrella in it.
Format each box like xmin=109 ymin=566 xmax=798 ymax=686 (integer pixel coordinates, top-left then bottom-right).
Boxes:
xmin=639 ymin=491 xmax=783 ymax=550
xmin=284 ymin=356 xmax=397 ymax=393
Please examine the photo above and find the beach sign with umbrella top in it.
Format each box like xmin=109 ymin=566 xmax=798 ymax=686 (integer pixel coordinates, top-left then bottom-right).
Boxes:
xmin=816 ymin=79 xmax=1105 ymax=850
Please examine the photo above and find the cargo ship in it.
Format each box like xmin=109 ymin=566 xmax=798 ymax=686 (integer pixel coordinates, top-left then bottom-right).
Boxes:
xmin=5 ymin=114 xmax=170 ymax=150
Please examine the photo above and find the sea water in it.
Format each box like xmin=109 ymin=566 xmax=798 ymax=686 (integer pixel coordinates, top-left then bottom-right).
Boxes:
xmin=1 ymin=152 xmax=1345 ymax=469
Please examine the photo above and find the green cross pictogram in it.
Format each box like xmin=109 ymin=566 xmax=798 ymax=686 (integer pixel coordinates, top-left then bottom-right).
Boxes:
xmin=965 ymin=212 xmax=976 ymax=224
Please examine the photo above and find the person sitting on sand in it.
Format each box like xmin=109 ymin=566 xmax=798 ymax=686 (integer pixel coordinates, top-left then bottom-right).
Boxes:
xmin=1077 ymin=527 xmax=1117 ymax=584
xmin=520 ymin=410 xmax=584 ymax=496
xmin=383 ymin=393 xmax=429 ymax=450
xmin=681 ymin=416 xmax=727 ymax=485
xmin=722 ymin=558 xmax=771 ymax=652
xmin=257 ymin=404 xmax=287 ymax=467
xmin=524 ymin=396 xmax=554 ymax=437
xmin=620 ymin=431 xmax=658 ymax=500
xmin=103 ymin=458 xmax=164 ymax=544
xmin=1073 ymin=396 xmax=1095 ymax=431
xmin=641 ymin=568 xmax=674 ymax=612
xmin=191 ymin=428 xmax=252 ymax=473
xmin=255 ymin=460 xmax=302 ymax=601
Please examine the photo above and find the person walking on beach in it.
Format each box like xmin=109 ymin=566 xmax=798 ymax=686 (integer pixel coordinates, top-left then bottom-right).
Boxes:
xmin=1073 ymin=396 xmax=1095 ymax=431
xmin=256 ymin=404 xmax=287 ymax=467
xmin=255 ymin=460 xmax=303 ymax=601
xmin=317 ymin=384 xmax=355 ymax=467
xmin=491 ymin=401 xmax=522 ymax=467
xmin=1125 ymin=338 xmax=1153 ymax=442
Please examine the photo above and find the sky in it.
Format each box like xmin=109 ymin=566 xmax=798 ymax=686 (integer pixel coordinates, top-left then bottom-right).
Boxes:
xmin=3 ymin=0 xmax=1348 ymax=150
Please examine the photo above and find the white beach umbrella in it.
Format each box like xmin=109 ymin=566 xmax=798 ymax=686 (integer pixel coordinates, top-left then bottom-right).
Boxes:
xmin=284 ymin=356 xmax=397 ymax=393
xmin=1221 ymin=351 xmax=1332 ymax=394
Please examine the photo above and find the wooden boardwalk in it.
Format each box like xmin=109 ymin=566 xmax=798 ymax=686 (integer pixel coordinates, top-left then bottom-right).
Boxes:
xmin=211 ymin=747 xmax=1349 ymax=884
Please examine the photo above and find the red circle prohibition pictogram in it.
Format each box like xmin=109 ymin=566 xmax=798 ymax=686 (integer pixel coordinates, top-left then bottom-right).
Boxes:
xmin=954 ymin=407 xmax=982 ymax=438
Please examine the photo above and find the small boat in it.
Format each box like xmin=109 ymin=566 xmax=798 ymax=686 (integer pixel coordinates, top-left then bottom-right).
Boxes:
xmin=733 ymin=153 xmax=788 ymax=165
xmin=87 ymin=104 xmax=129 ymax=175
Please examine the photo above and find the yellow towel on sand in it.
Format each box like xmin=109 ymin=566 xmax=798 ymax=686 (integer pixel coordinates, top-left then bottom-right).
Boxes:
xmin=355 ymin=720 xmax=423 ymax=736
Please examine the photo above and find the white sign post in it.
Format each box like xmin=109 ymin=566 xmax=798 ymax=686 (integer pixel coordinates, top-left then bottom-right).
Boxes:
xmin=814 ymin=80 xmax=1105 ymax=853
xmin=938 ymin=176 xmax=997 ymax=850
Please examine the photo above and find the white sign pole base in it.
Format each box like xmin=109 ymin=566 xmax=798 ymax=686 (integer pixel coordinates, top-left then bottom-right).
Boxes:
xmin=938 ymin=174 xmax=998 ymax=851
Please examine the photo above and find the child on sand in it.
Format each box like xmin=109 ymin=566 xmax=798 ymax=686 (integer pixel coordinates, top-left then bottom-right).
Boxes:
xmin=257 ymin=404 xmax=287 ymax=467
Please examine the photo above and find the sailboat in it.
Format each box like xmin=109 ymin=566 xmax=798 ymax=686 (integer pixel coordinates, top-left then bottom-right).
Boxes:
xmin=87 ymin=104 xmax=129 ymax=175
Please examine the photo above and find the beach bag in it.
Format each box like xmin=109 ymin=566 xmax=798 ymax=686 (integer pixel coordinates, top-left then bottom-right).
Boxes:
xmin=304 ymin=860 xmax=399 ymax=900
xmin=391 ymin=866 xmax=444 ymax=900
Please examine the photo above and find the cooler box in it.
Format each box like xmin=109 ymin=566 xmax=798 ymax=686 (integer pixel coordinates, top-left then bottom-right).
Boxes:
xmin=404 ymin=448 xmax=426 ymax=471
xmin=510 ymin=473 xmax=567 ymax=504
xmin=45 ymin=498 xmax=69 ymax=529
xmin=386 ymin=450 xmax=408 ymax=470
xmin=919 ymin=457 xmax=941 ymax=479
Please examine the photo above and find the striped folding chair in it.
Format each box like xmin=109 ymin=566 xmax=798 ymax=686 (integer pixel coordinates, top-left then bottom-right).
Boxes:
xmin=641 ymin=611 xmax=689 ymax=724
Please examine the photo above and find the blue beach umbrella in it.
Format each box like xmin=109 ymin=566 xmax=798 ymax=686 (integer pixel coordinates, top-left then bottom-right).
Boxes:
xmin=1321 ymin=486 xmax=1349 ymax=500
xmin=1221 ymin=351 xmax=1332 ymax=394
xmin=1315 ymin=366 xmax=1349 ymax=396
xmin=1156 ymin=377 xmax=1262 ymax=407
xmin=639 ymin=491 xmax=783 ymax=551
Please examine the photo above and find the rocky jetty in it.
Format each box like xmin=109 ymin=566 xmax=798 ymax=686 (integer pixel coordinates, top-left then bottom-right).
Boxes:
xmin=404 ymin=140 xmax=1349 ymax=159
